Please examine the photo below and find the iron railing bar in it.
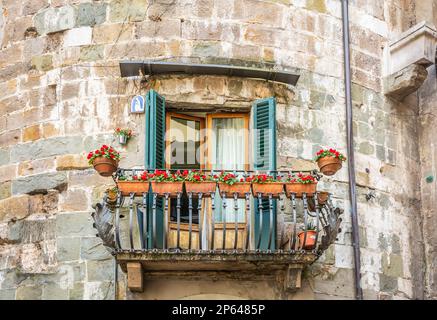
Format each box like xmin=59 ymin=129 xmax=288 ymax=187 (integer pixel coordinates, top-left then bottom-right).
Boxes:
xmin=188 ymin=191 xmax=193 ymax=251
xmin=128 ymin=193 xmax=134 ymax=250
xmin=211 ymin=191 xmax=216 ymax=251
xmin=164 ymin=193 xmax=169 ymax=251
xmin=268 ymin=194 xmax=273 ymax=251
xmin=176 ymin=192 xmax=181 ymax=251
xmin=245 ymin=192 xmax=250 ymax=251
xmin=256 ymin=193 xmax=263 ymax=251
xmin=222 ymin=192 xmax=227 ymax=252
xmin=302 ymin=193 xmax=308 ymax=251
xmin=142 ymin=192 xmax=147 ymax=249
xmin=314 ymin=192 xmax=320 ymax=250
xmin=233 ymin=192 xmax=239 ymax=251
xmin=291 ymin=192 xmax=297 ymax=251
xmin=198 ymin=192 xmax=203 ymax=251
xmin=115 ymin=192 xmax=122 ymax=250
xmin=152 ymin=193 xmax=157 ymax=249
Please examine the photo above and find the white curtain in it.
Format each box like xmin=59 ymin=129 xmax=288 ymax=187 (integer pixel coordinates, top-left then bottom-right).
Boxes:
xmin=212 ymin=118 xmax=246 ymax=222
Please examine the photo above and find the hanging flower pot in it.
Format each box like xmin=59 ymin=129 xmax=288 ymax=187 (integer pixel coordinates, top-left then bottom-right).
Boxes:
xmin=87 ymin=145 xmax=120 ymax=177
xmin=117 ymin=172 xmax=150 ymax=196
xmin=297 ymin=222 xmax=318 ymax=250
xmin=215 ymin=172 xmax=252 ymax=198
xmin=315 ymin=148 xmax=346 ymax=176
xmin=284 ymin=173 xmax=317 ymax=198
xmin=149 ymin=170 xmax=184 ymax=197
xmin=251 ymin=174 xmax=284 ymax=197
xmin=183 ymin=170 xmax=217 ymax=196
xmin=297 ymin=230 xmax=317 ymax=250
xmin=105 ymin=187 xmax=118 ymax=204
xmin=307 ymin=191 xmax=329 ymax=211
xmin=114 ymin=128 xmax=134 ymax=146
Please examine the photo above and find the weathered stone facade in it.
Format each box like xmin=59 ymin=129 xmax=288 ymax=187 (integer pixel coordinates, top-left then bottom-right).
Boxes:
xmin=0 ymin=0 xmax=436 ymax=300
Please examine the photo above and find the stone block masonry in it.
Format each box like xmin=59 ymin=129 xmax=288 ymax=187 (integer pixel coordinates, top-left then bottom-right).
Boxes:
xmin=0 ymin=0 xmax=431 ymax=300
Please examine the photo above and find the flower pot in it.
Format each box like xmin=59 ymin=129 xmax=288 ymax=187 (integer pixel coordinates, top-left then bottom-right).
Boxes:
xmin=218 ymin=182 xmax=251 ymax=198
xmin=106 ymin=189 xmax=118 ymax=204
xmin=119 ymin=135 xmax=128 ymax=145
xmin=307 ymin=191 xmax=329 ymax=211
xmin=317 ymin=156 xmax=342 ymax=176
xmin=92 ymin=157 xmax=118 ymax=177
xmin=285 ymin=182 xmax=317 ymax=198
xmin=298 ymin=230 xmax=317 ymax=250
xmin=118 ymin=181 xmax=150 ymax=196
xmin=185 ymin=181 xmax=217 ymax=196
xmin=252 ymin=182 xmax=284 ymax=198
xmin=150 ymin=181 xmax=184 ymax=197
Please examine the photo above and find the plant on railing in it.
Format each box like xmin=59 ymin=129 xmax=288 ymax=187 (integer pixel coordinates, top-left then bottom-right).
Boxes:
xmin=298 ymin=221 xmax=318 ymax=250
xmin=251 ymin=174 xmax=284 ymax=197
xmin=114 ymin=128 xmax=134 ymax=145
xmin=284 ymin=173 xmax=317 ymax=197
xmin=87 ymin=145 xmax=120 ymax=177
xmin=315 ymin=148 xmax=346 ymax=176
xmin=105 ymin=186 xmax=118 ymax=204
xmin=215 ymin=172 xmax=251 ymax=198
xmin=117 ymin=171 xmax=149 ymax=195
xmin=149 ymin=170 xmax=184 ymax=195
xmin=184 ymin=170 xmax=217 ymax=194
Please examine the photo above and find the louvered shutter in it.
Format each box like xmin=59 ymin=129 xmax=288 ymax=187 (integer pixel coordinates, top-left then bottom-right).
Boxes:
xmin=252 ymin=97 xmax=277 ymax=250
xmin=144 ymin=89 xmax=166 ymax=248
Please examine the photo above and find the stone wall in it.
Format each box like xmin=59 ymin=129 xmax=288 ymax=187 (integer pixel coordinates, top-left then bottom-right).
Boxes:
xmin=0 ymin=0 xmax=429 ymax=299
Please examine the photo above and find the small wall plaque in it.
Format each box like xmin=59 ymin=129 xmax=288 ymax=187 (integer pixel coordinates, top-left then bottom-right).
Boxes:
xmin=130 ymin=95 xmax=145 ymax=113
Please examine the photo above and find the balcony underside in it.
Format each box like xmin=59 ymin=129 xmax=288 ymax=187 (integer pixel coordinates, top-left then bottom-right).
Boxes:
xmin=116 ymin=250 xmax=317 ymax=273
xmin=117 ymin=251 xmax=316 ymax=292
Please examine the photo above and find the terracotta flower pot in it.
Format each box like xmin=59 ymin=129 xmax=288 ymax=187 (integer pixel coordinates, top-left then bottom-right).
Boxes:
xmin=317 ymin=156 xmax=342 ymax=176
xmin=218 ymin=182 xmax=251 ymax=198
xmin=92 ymin=157 xmax=118 ymax=177
xmin=106 ymin=189 xmax=118 ymax=204
xmin=285 ymin=182 xmax=317 ymax=198
xmin=118 ymin=181 xmax=150 ymax=196
xmin=298 ymin=230 xmax=317 ymax=250
xmin=150 ymin=181 xmax=184 ymax=197
xmin=307 ymin=191 xmax=329 ymax=211
xmin=252 ymin=182 xmax=284 ymax=198
xmin=185 ymin=181 xmax=217 ymax=196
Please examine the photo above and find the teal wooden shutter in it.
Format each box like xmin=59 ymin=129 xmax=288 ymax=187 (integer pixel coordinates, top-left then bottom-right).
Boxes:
xmin=145 ymin=89 xmax=166 ymax=248
xmin=252 ymin=97 xmax=277 ymax=250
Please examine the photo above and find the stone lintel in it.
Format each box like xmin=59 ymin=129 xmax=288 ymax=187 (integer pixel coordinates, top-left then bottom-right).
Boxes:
xmin=384 ymin=64 xmax=428 ymax=101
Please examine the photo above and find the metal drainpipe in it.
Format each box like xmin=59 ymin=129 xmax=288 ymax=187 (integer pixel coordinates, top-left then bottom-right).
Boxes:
xmin=341 ymin=0 xmax=363 ymax=300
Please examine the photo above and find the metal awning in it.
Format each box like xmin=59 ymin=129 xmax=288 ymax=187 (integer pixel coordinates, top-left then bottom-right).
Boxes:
xmin=119 ymin=61 xmax=300 ymax=86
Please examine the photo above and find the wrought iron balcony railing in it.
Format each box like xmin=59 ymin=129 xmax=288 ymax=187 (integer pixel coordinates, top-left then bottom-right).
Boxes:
xmin=93 ymin=169 xmax=342 ymax=255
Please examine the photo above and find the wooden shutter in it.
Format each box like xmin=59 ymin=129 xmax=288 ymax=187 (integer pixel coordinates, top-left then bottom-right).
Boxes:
xmin=144 ymin=89 xmax=166 ymax=248
xmin=252 ymin=97 xmax=277 ymax=250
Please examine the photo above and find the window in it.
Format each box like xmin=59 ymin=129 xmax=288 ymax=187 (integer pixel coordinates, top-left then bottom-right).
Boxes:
xmin=143 ymin=89 xmax=276 ymax=250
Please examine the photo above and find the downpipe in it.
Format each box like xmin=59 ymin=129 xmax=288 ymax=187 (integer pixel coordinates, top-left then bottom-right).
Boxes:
xmin=341 ymin=0 xmax=363 ymax=300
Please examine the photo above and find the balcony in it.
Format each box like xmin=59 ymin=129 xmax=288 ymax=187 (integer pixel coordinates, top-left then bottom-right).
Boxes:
xmin=92 ymin=169 xmax=343 ymax=292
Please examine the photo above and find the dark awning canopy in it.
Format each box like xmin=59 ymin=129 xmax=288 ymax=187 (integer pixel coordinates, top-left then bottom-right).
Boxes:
xmin=119 ymin=61 xmax=300 ymax=86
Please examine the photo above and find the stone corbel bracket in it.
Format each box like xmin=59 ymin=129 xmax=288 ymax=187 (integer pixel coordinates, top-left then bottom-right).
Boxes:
xmin=384 ymin=22 xmax=437 ymax=101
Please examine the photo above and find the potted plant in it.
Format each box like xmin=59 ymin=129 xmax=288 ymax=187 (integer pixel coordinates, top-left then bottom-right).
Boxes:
xmin=114 ymin=127 xmax=133 ymax=145
xmin=284 ymin=173 xmax=317 ymax=198
xmin=149 ymin=170 xmax=184 ymax=196
xmin=307 ymin=191 xmax=330 ymax=211
xmin=105 ymin=187 xmax=119 ymax=204
xmin=117 ymin=171 xmax=149 ymax=196
xmin=216 ymin=172 xmax=252 ymax=198
xmin=315 ymin=148 xmax=346 ymax=176
xmin=87 ymin=145 xmax=120 ymax=177
xmin=297 ymin=222 xmax=318 ymax=250
xmin=251 ymin=173 xmax=284 ymax=197
xmin=184 ymin=170 xmax=217 ymax=196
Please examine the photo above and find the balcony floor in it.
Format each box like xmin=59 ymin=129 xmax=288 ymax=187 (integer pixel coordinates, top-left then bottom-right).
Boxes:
xmin=116 ymin=250 xmax=318 ymax=273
